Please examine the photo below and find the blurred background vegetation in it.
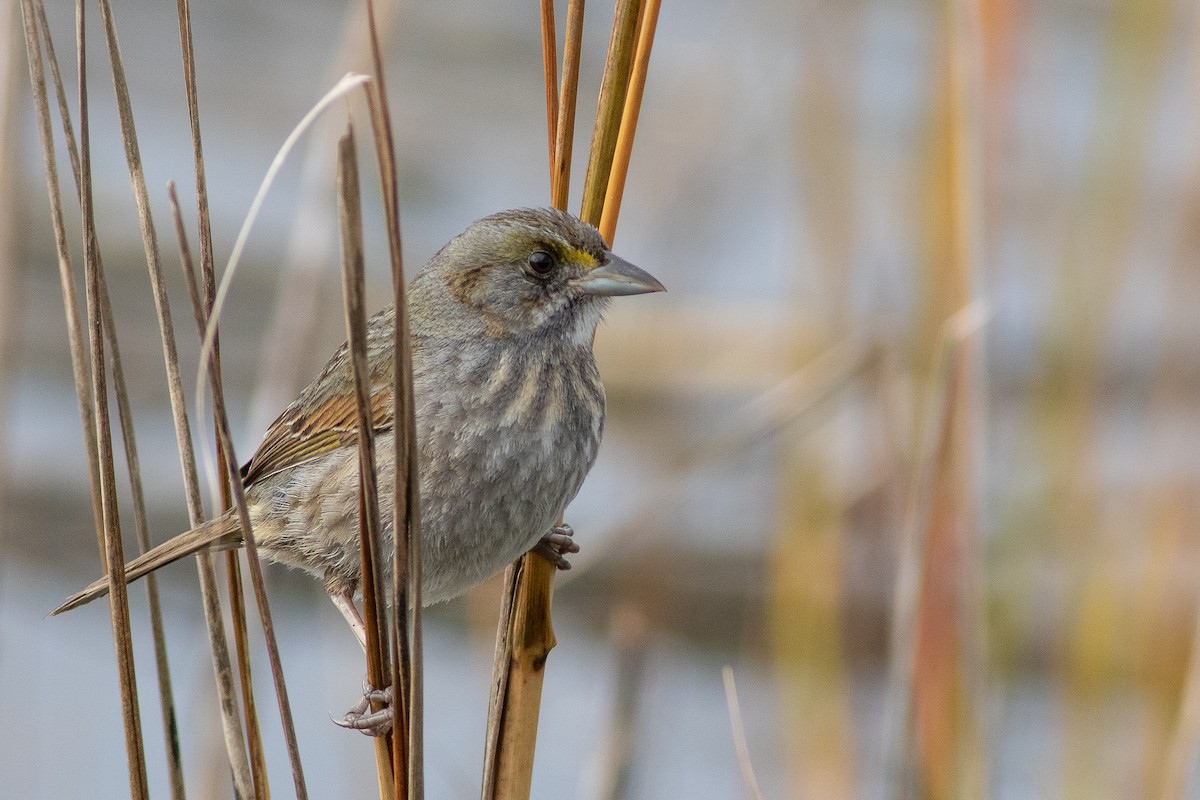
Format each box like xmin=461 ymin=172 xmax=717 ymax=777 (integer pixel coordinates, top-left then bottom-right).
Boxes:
xmin=1 ymin=0 xmax=1199 ymax=797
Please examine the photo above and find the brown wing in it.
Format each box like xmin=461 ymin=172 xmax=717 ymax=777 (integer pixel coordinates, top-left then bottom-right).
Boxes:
xmin=241 ymin=304 xmax=408 ymax=486
xmin=241 ymin=385 xmax=394 ymax=486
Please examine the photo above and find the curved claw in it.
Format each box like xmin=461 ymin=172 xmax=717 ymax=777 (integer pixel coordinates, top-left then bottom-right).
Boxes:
xmin=532 ymin=524 xmax=580 ymax=570
xmin=336 ymin=684 xmax=394 ymax=737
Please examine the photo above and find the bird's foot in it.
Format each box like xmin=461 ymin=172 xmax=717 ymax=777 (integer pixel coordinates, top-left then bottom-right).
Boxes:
xmin=335 ymin=683 xmax=393 ymax=737
xmin=531 ymin=524 xmax=579 ymax=570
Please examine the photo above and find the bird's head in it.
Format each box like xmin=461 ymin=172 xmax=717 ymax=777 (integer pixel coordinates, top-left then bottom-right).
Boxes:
xmin=420 ymin=208 xmax=664 ymax=342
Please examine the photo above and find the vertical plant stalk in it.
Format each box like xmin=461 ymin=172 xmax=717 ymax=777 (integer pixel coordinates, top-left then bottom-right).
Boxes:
xmin=76 ymin=2 xmax=149 ymax=796
xmin=358 ymin=3 xmax=423 ymax=795
xmin=168 ymin=15 xmax=256 ymax=786
xmin=599 ymin=0 xmax=659 ymax=244
xmin=0 ymin=1 xmax=18 ymax=563
xmin=336 ymin=124 xmax=397 ymax=799
xmin=19 ymin=0 xmax=104 ymax=564
xmin=538 ymin=0 xmax=558 ymax=188
xmin=484 ymin=3 xmax=659 ymax=797
xmin=167 ymin=185 xmax=257 ymax=800
xmin=550 ymin=0 xmax=584 ymax=209
xmin=182 ymin=224 xmax=311 ymax=800
xmin=880 ymin=306 xmax=985 ymax=799
xmin=896 ymin=0 xmax=987 ymax=795
xmin=722 ymin=667 xmax=767 ymax=800
xmin=578 ymin=0 xmax=642 ymax=225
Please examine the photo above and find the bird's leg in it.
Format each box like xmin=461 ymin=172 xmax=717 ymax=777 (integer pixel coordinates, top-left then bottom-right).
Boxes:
xmin=531 ymin=523 xmax=579 ymax=570
xmin=328 ymin=589 xmax=394 ymax=736
xmin=336 ymin=683 xmax=394 ymax=736
xmin=329 ymin=591 xmax=367 ymax=652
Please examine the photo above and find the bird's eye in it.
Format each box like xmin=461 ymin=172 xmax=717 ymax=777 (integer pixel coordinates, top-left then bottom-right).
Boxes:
xmin=527 ymin=250 xmax=555 ymax=276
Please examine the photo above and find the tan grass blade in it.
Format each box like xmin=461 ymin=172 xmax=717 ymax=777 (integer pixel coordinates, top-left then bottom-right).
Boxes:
xmin=538 ymin=0 xmax=559 ymax=188
xmin=551 ymin=0 xmax=585 ymax=209
xmin=337 ymin=123 xmax=398 ymax=799
xmin=174 ymin=0 xmax=271 ymax=785
xmin=19 ymin=0 xmax=103 ymax=555
xmin=75 ymin=2 xmax=149 ymax=794
xmin=166 ymin=184 xmax=257 ymax=799
xmin=880 ymin=305 xmax=986 ymax=799
xmin=353 ymin=5 xmax=426 ymax=795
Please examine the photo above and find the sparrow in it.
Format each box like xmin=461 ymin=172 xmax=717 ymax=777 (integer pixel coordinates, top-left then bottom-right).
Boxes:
xmin=53 ymin=208 xmax=664 ymax=650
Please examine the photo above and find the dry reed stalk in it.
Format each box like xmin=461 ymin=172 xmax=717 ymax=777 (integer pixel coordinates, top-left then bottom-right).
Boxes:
xmin=76 ymin=2 xmax=150 ymax=794
xmin=879 ymin=305 xmax=985 ymax=800
xmin=19 ymin=0 xmax=104 ymax=547
xmin=336 ymin=124 xmax=397 ymax=799
xmin=182 ymin=220 xmax=311 ymax=800
xmin=599 ymin=0 xmax=660 ymax=244
xmin=167 ymin=185 xmax=258 ymax=800
xmin=579 ymin=0 xmax=642 ymax=225
xmin=98 ymin=275 xmax=186 ymax=800
xmin=482 ymin=555 xmax=557 ymax=800
xmin=722 ymin=667 xmax=767 ymax=800
xmin=538 ymin=0 xmax=559 ymax=186
xmin=550 ymin=0 xmax=585 ymax=209
xmin=483 ymin=3 xmax=658 ymax=796
xmin=71 ymin=2 xmax=227 ymax=793
xmin=879 ymin=0 xmax=988 ymax=793
xmin=355 ymin=3 xmax=423 ymax=794
xmin=169 ymin=10 xmax=262 ymax=791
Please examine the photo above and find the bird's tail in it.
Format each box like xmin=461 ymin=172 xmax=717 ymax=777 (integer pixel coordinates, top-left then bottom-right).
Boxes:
xmin=51 ymin=514 xmax=243 ymax=616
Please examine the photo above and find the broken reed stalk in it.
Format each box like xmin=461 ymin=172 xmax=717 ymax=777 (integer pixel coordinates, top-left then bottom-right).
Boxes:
xmin=336 ymin=124 xmax=397 ymax=798
xmin=76 ymin=2 xmax=150 ymax=795
xmin=483 ymin=2 xmax=658 ymax=797
xmin=99 ymin=276 xmax=187 ymax=800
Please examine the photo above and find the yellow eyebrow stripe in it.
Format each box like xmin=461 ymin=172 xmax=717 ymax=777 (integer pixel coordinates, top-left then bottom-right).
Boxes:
xmin=567 ymin=247 xmax=599 ymax=269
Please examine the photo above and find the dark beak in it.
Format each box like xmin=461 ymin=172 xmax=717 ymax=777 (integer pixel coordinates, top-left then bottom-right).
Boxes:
xmin=574 ymin=254 xmax=666 ymax=297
